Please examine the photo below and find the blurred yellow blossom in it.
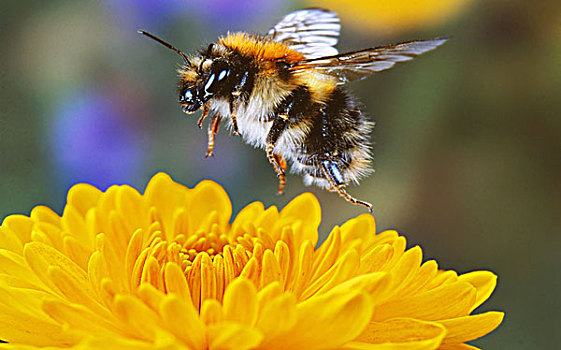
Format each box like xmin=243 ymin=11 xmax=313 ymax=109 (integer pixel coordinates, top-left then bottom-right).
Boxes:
xmin=307 ymin=0 xmax=475 ymax=34
xmin=0 ymin=172 xmax=502 ymax=349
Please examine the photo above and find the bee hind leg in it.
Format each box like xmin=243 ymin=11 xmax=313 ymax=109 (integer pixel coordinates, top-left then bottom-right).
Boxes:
xmin=273 ymin=154 xmax=287 ymax=195
xmin=321 ymin=161 xmax=372 ymax=212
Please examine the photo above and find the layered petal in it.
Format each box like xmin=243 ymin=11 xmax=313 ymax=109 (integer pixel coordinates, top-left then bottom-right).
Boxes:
xmin=0 ymin=172 xmax=502 ymax=349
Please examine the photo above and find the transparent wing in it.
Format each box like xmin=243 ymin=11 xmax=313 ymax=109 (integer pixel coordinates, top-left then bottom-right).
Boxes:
xmin=266 ymin=8 xmax=341 ymax=59
xmin=290 ymin=37 xmax=449 ymax=84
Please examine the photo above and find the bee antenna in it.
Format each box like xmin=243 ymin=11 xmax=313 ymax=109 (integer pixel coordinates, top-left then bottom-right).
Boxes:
xmin=137 ymin=30 xmax=189 ymax=65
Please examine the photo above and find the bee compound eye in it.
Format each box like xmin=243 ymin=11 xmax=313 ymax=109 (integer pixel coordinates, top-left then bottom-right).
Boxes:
xmin=181 ymin=89 xmax=194 ymax=102
xmin=217 ymin=69 xmax=229 ymax=82
xmin=204 ymin=73 xmax=216 ymax=93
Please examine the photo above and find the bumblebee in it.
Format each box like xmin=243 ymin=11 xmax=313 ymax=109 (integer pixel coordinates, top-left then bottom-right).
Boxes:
xmin=139 ymin=8 xmax=447 ymax=211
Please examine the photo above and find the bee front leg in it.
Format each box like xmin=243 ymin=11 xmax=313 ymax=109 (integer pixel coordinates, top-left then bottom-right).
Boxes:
xmin=206 ymin=113 xmax=222 ymax=157
xmin=321 ymin=160 xmax=373 ymax=212
xmin=197 ymin=103 xmax=210 ymax=129
xmin=265 ymin=117 xmax=289 ymax=194
xmin=228 ymin=96 xmax=240 ymax=135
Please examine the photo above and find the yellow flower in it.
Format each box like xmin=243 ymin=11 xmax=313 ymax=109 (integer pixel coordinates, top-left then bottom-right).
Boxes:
xmin=307 ymin=0 xmax=475 ymax=34
xmin=0 ymin=173 xmax=502 ymax=349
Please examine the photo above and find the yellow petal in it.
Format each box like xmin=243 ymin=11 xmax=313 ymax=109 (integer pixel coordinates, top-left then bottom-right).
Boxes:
xmin=160 ymin=294 xmax=206 ymax=349
xmin=388 ymin=246 xmax=423 ymax=294
xmin=230 ymin=201 xmax=264 ymax=235
xmin=113 ymin=294 xmax=162 ymax=341
xmin=137 ymin=283 xmax=166 ymax=312
xmin=339 ymin=214 xmax=376 ymax=253
xmin=207 ymin=322 xmax=263 ymax=350
xmin=279 ymin=192 xmax=321 ymax=246
xmin=143 ymin=173 xmax=190 ymax=235
xmin=257 ymin=281 xmax=283 ymax=309
xmin=302 ymin=249 xmax=360 ymax=299
xmin=311 ymin=226 xmax=341 ymax=281
xmin=62 ymin=236 xmax=92 ymax=271
xmin=354 ymin=318 xmax=446 ymax=349
xmin=253 ymin=206 xmax=279 ymax=239
xmin=223 ymin=278 xmax=258 ymax=325
xmin=332 ymin=271 xmax=391 ymax=297
xmin=0 ymin=226 xmax=24 ymax=254
xmin=2 ymin=215 xmax=34 ymax=244
xmin=439 ymin=344 xmax=481 ymax=350
xmin=373 ymin=282 xmax=476 ymax=321
xmin=66 ymin=183 xmax=102 ymax=217
xmin=61 ymin=204 xmax=92 ymax=250
xmin=24 ymin=242 xmax=90 ymax=296
xmin=439 ymin=311 xmax=504 ymax=344
xmin=124 ymin=229 xmax=144 ymax=289
xmin=115 ymin=185 xmax=150 ymax=233
xmin=0 ymin=286 xmax=71 ymax=346
xmin=30 ymin=206 xmax=61 ymax=228
xmin=273 ymin=241 xmax=291 ymax=289
xmin=283 ymin=289 xmax=373 ymax=349
xmin=290 ymin=240 xmax=314 ymax=297
xmin=0 ymin=249 xmax=45 ymax=289
xmin=358 ymin=244 xmax=394 ymax=274
xmin=141 ymin=256 xmax=163 ymax=290
xmin=71 ymin=331 xmax=185 ymax=350
xmin=371 ymin=230 xmax=400 ymax=246
xmin=47 ymin=265 xmax=111 ymax=318
xmin=200 ymin=298 xmax=224 ymax=325
xmin=188 ymin=180 xmax=232 ymax=233
xmin=458 ymin=271 xmax=497 ymax=311
xmin=42 ymin=299 xmax=124 ymax=337
xmin=163 ymin=262 xmax=192 ymax=302
xmin=260 ymin=249 xmax=282 ymax=288
xmin=255 ymin=293 xmax=297 ymax=341
xmin=427 ymin=270 xmax=459 ymax=290
xmin=200 ymin=251 xmax=215 ymax=303
xmin=398 ymin=260 xmax=439 ymax=297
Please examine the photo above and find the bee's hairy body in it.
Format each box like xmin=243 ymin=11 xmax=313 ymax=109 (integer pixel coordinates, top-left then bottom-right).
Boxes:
xmin=190 ymin=33 xmax=373 ymax=190
xmin=139 ymin=8 xmax=447 ymax=210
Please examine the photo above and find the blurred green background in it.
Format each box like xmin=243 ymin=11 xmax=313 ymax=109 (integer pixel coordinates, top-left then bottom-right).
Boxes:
xmin=1 ymin=0 xmax=559 ymax=348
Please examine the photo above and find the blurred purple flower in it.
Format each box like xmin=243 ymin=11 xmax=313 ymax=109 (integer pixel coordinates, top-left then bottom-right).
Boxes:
xmin=50 ymin=89 xmax=144 ymax=190
xmin=106 ymin=0 xmax=284 ymax=32
xmin=187 ymin=0 xmax=284 ymax=31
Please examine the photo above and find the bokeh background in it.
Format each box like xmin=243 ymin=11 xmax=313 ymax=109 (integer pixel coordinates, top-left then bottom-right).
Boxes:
xmin=1 ymin=0 xmax=560 ymax=348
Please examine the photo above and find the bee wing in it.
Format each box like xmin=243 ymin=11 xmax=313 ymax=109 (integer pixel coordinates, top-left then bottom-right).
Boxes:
xmin=290 ymin=38 xmax=449 ymax=84
xmin=266 ymin=8 xmax=341 ymax=59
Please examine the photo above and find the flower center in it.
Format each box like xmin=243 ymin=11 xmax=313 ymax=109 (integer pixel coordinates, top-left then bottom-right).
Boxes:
xmin=180 ymin=231 xmax=230 ymax=263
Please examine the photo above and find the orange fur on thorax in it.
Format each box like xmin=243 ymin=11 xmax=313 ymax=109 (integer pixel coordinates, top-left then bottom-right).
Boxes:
xmin=219 ymin=32 xmax=305 ymax=63
xmin=219 ymin=32 xmax=337 ymax=103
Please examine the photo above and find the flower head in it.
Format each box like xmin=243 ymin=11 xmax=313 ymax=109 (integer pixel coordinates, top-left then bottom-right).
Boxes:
xmin=0 ymin=173 xmax=502 ymax=349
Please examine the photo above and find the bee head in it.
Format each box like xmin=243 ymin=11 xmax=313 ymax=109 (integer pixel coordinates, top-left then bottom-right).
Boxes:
xmin=136 ymin=30 xmax=229 ymax=114
xmin=178 ymin=54 xmax=232 ymax=113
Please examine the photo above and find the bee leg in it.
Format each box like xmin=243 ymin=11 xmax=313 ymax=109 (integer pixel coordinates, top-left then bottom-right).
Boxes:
xmin=273 ymin=154 xmax=287 ymax=194
xmin=321 ymin=161 xmax=373 ymax=212
xmin=229 ymin=95 xmax=241 ymax=135
xmin=206 ymin=114 xmax=222 ymax=157
xmin=266 ymin=117 xmax=289 ymax=194
xmin=197 ymin=103 xmax=210 ymax=129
